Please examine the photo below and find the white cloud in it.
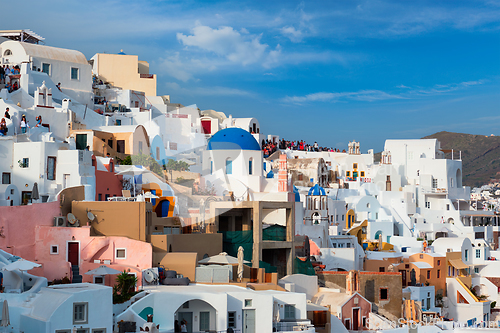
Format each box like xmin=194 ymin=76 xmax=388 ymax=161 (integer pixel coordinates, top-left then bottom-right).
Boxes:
xmin=177 ymin=24 xmax=268 ymax=66
xmin=280 ymin=26 xmax=304 ymax=42
xmin=283 ymin=80 xmax=487 ymax=104
xmin=165 ymin=82 xmax=254 ymax=97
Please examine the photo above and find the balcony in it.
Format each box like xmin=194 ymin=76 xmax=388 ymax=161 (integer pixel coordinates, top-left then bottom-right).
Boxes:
xmin=273 ymin=320 xmax=315 ymax=332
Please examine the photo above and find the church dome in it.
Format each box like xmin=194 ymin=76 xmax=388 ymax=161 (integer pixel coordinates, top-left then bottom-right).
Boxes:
xmin=308 ymin=184 xmax=326 ymax=196
xmin=207 ymin=128 xmax=261 ymax=151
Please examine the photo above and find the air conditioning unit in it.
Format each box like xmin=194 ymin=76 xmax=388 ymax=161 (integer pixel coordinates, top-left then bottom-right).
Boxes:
xmin=142 ymin=268 xmax=159 ymax=286
xmin=54 ymin=216 xmax=67 ymax=227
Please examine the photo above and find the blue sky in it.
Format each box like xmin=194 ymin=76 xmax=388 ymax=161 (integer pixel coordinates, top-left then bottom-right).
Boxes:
xmin=4 ymin=0 xmax=500 ymax=151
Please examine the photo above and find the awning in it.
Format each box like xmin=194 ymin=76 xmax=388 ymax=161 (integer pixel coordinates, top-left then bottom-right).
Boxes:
xmin=306 ymin=302 xmax=329 ymax=312
xmin=449 ymin=259 xmax=469 ymax=269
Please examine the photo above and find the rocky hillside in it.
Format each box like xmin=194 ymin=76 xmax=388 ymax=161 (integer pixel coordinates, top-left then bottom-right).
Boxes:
xmin=423 ymin=131 xmax=500 ymax=187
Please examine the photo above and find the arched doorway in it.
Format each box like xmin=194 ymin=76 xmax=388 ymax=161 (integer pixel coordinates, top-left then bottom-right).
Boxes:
xmin=374 ymin=230 xmax=383 ymax=240
xmin=155 ymin=199 xmax=171 ymax=217
xmin=175 ymin=299 xmax=217 ymax=332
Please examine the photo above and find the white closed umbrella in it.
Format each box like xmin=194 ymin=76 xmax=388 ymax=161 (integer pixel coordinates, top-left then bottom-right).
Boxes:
xmin=1 ymin=299 xmax=9 ymax=329
xmin=237 ymin=246 xmax=244 ymax=282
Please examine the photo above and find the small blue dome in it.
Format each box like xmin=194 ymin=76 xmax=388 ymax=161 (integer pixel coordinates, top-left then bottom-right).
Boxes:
xmin=207 ymin=128 xmax=261 ymax=151
xmin=308 ymin=184 xmax=326 ymax=196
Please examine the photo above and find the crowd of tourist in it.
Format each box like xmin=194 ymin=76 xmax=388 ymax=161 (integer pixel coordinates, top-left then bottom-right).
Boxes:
xmin=0 ymin=65 xmax=21 ymax=93
xmin=262 ymin=138 xmax=346 ymax=157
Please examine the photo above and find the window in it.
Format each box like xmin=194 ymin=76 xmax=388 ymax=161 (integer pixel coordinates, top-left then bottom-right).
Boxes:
xmin=200 ymin=311 xmax=210 ymax=331
xmin=3 ymin=49 xmax=11 ymax=56
xmin=284 ymin=304 xmax=296 ymax=319
xmin=379 ymin=267 xmax=385 ymax=272
xmin=465 ymin=249 xmax=469 ymax=261
xmin=210 ymin=160 xmax=213 ymax=174
xmin=342 ymin=215 xmax=345 ymax=221
xmin=116 ymin=140 xmax=125 ymax=153
xmin=360 ymin=171 xmax=365 ymax=177
xmin=380 ymin=288 xmax=388 ymax=300
xmin=476 ymin=249 xmax=481 ymax=258
xmin=20 ymin=158 xmax=29 ymax=168
xmin=228 ymin=311 xmax=236 ymax=328
xmin=475 ymin=267 xmax=479 ymax=274
xmin=115 ymin=248 xmax=126 ymax=259
xmin=108 ymin=139 xmax=113 ymax=149
xmin=446 ymin=204 xmax=450 ymax=211
xmin=47 ymin=156 xmax=56 ymax=180
xmin=437 ymin=270 xmax=441 ymax=278
xmin=71 ymin=67 xmax=79 ymax=80
xmin=427 ymin=270 xmax=431 ymax=279
xmin=432 ymin=178 xmax=438 ymax=188
xmin=2 ymin=173 xmax=10 ymax=184
xmin=437 ymin=260 xmax=441 ymax=266
xmin=344 ymin=319 xmax=351 ymax=329
xmin=93 ymin=275 xmax=104 ymax=284
xmin=116 ymin=119 xmax=121 ymax=126
xmin=226 ymin=159 xmax=232 ymax=175
xmin=346 ymin=171 xmax=350 ymax=177
xmin=73 ymin=302 xmax=88 ymax=324
xmin=42 ymin=63 xmax=51 ymax=75
xmin=420 ymin=254 xmax=424 ymax=259
xmin=353 ymin=163 xmax=358 ymax=169
xmin=298 ymin=174 xmax=303 ymax=181
xmin=425 ymin=201 xmax=431 ymax=209
xmin=249 ymin=158 xmax=253 ymax=175
xmin=50 ymin=245 xmax=59 ymax=254
xmin=244 ymin=299 xmax=252 ymax=307
xmin=405 ymin=264 xmax=409 ymax=269
xmin=105 ymin=194 xmax=109 ymax=201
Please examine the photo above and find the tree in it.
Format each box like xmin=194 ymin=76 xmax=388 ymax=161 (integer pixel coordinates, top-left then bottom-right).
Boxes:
xmin=165 ymin=159 xmax=190 ymax=171
xmin=118 ymin=154 xmax=164 ymax=177
xmin=113 ymin=270 xmax=138 ymax=304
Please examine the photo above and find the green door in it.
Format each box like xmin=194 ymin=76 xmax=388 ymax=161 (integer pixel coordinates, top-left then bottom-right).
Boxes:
xmin=76 ymin=134 xmax=87 ymax=150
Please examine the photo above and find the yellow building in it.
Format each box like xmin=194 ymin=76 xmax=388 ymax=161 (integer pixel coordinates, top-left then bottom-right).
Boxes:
xmin=90 ymin=52 xmax=157 ymax=96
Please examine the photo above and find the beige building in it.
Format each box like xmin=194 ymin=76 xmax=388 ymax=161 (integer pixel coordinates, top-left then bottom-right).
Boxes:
xmin=90 ymin=53 xmax=157 ymax=96
xmin=69 ymin=125 xmax=150 ymax=159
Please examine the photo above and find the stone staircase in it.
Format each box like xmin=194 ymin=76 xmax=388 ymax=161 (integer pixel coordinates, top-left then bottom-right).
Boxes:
xmin=71 ymin=265 xmax=82 ymax=283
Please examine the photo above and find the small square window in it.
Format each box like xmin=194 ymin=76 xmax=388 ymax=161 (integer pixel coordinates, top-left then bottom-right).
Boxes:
xmin=245 ymin=299 xmax=252 ymax=307
xmin=346 ymin=171 xmax=350 ymax=177
xmin=93 ymin=276 xmax=105 ymax=284
xmin=360 ymin=171 xmax=365 ymax=177
xmin=71 ymin=67 xmax=79 ymax=80
xmin=437 ymin=260 xmax=441 ymax=266
xmin=50 ymin=245 xmax=59 ymax=255
xmin=73 ymin=302 xmax=88 ymax=324
xmin=284 ymin=304 xmax=296 ymax=319
xmin=380 ymin=288 xmax=388 ymax=300
xmin=353 ymin=163 xmax=358 ymax=169
xmin=115 ymin=248 xmax=126 ymax=259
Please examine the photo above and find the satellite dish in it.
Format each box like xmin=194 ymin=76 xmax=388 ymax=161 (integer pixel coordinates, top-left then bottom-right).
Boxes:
xmin=87 ymin=211 xmax=95 ymax=221
xmin=67 ymin=213 xmax=78 ymax=225
xmin=144 ymin=269 xmax=154 ymax=283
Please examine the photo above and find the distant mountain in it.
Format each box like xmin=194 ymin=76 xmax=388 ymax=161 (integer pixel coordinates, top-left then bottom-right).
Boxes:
xmin=423 ymin=131 xmax=500 ymax=187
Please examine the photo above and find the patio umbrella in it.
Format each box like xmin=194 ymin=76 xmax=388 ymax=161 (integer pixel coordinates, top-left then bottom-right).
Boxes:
xmin=237 ymin=246 xmax=244 ymax=282
xmin=116 ymin=166 xmax=150 ymax=196
xmin=31 ymin=182 xmax=39 ymax=201
xmin=1 ymin=300 xmax=9 ymax=328
xmin=2 ymin=259 xmax=41 ymax=292
xmin=84 ymin=265 xmax=122 ymax=276
xmin=198 ymin=252 xmax=250 ymax=265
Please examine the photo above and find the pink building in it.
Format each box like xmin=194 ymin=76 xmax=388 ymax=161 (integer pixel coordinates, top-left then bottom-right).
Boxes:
xmin=0 ymin=199 xmax=152 ymax=288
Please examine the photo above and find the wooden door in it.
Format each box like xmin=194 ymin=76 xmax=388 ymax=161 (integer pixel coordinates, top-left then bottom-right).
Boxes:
xmin=68 ymin=242 xmax=79 ymax=266
xmin=353 ymin=308 xmax=359 ymax=330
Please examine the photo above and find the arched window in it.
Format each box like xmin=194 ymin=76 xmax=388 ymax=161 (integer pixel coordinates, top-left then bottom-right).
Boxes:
xmin=249 ymin=158 xmax=253 ymax=175
xmin=226 ymin=158 xmax=232 ymax=175
xmin=312 ymin=212 xmax=321 ymax=224
xmin=3 ymin=49 xmax=11 ymax=56
xmin=314 ymin=198 xmax=319 ymax=210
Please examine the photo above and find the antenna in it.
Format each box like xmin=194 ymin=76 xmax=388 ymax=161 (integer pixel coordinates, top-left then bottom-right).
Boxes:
xmin=67 ymin=213 xmax=78 ymax=226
